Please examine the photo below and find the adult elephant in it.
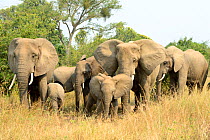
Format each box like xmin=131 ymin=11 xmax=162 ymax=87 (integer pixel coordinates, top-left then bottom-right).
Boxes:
xmin=53 ymin=66 xmax=76 ymax=92
xmin=157 ymin=46 xmax=208 ymax=96
xmin=74 ymin=55 xmax=108 ymax=112
xmin=8 ymin=38 xmax=58 ymax=108
xmin=94 ymin=39 xmax=166 ymax=111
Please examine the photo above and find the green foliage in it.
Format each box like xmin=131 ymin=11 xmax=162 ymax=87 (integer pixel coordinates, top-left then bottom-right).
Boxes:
xmin=166 ymin=37 xmax=210 ymax=61
xmin=54 ymin=0 xmax=122 ymax=57
xmin=0 ymin=0 xmax=61 ymax=93
xmin=112 ymin=22 xmax=151 ymax=42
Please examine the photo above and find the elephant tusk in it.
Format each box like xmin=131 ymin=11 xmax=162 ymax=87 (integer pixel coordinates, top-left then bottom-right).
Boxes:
xmin=9 ymin=74 xmax=16 ymax=90
xmin=82 ymin=83 xmax=85 ymax=89
xmin=132 ymin=75 xmax=135 ymax=81
xmin=28 ymin=73 xmax=34 ymax=85
xmin=158 ymin=74 xmax=166 ymax=82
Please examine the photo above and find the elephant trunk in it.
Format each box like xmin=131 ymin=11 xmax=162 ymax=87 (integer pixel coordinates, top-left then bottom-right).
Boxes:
xmin=16 ymin=61 xmax=30 ymax=107
xmin=118 ymin=61 xmax=135 ymax=77
xmin=75 ymin=76 xmax=84 ymax=112
xmin=103 ymin=94 xmax=111 ymax=118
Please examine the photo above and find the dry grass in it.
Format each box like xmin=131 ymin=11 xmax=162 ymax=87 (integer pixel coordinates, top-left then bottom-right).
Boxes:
xmin=0 ymin=78 xmax=209 ymax=140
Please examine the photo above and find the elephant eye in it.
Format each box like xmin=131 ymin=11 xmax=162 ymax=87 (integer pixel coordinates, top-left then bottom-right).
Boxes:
xmin=163 ymin=61 xmax=168 ymax=65
xmin=133 ymin=58 xmax=137 ymax=62
xmin=32 ymin=53 xmax=38 ymax=60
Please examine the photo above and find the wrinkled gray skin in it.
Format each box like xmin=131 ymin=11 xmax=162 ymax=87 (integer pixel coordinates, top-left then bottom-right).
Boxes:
xmin=47 ymin=83 xmax=65 ymax=111
xmin=53 ymin=66 xmax=76 ymax=92
xmin=86 ymin=73 xmax=133 ymax=118
xmin=75 ymin=56 xmax=108 ymax=112
xmin=157 ymin=46 xmax=209 ymax=97
xmin=94 ymin=39 xmax=166 ymax=111
xmin=8 ymin=38 xmax=58 ymax=108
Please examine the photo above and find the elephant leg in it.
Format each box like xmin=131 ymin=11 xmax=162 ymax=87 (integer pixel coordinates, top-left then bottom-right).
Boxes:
xmin=21 ymin=91 xmax=30 ymax=108
xmin=29 ymin=83 xmax=40 ymax=106
xmin=134 ymin=92 xmax=140 ymax=111
xmin=85 ymin=95 xmax=96 ymax=116
xmin=39 ymin=74 xmax=48 ymax=107
xmin=82 ymin=80 xmax=90 ymax=110
xmin=132 ymin=82 xmax=141 ymax=112
xmin=155 ymin=80 xmax=162 ymax=102
xmin=96 ymin=100 xmax=103 ymax=118
xmin=178 ymin=70 xmax=187 ymax=95
xmin=197 ymin=83 xmax=203 ymax=93
xmin=111 ymin=99 xmax=118 ymax=118
xmin=187 ymin=82 xmax=196 ymax=94
xmin=121 ymin=93 xmax=130 ymax=114
xmin=51 ymin=97 xmax=58 ymax=111
xmin=169 ymin=73 xmax=178 ymax=96
xmin=57 ymin=99 xmax=63 ymax=111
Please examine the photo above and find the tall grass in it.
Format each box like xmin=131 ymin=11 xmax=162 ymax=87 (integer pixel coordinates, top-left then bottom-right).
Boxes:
xmin=0 ymin=78 xmax=209 ymax=140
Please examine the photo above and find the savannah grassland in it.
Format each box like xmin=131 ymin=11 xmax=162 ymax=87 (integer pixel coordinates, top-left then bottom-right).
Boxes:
xmin=0 ymin=77 xmax=209 ymax=140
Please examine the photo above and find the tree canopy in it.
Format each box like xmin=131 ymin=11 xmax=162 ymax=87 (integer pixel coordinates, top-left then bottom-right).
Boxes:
xmin=0 ymin=0 xmax=60 ymax=92
xmin=53 ymin=0 xmax=122 ymax=55
xmin=0 ymin=0 xmax=209 ymax=94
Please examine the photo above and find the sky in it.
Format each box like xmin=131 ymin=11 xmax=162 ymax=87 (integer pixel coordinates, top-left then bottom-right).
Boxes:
xmin=1 ymin=0 xmax=210 ymax=46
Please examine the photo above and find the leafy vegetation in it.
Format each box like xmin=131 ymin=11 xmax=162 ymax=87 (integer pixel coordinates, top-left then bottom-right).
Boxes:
xmin=0 ymin=1 xmax=210 ymax=139
xmin=53 ymin=0 xmax=122 ymax=56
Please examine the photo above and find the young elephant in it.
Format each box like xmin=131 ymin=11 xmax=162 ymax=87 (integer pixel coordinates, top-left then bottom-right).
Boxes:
xmin=85 ymin=73 xmax=133 ymax=118
xmin=47 ymin=83 xmax=65 ymax=111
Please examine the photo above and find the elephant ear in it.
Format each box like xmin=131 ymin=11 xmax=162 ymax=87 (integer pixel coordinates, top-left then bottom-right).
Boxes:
xmin=90 ymin=75 xmax=105 ymax=100
xmin=90 ymin=57 xmax=108 ymax=77
xmin=113 ymin=74 xmax=133 ymax=99
xmin=166 ymin=46 xmax=184 ymax=72
xmin=8 ymin=38 xmax=20 ymax=73
xmin=34 ymin=38 xmax=59 ymax=76
xmin=134 ymin=39 xmax=166 ymax=76
xmin=94 ymin=39 xmax=124 ymax=76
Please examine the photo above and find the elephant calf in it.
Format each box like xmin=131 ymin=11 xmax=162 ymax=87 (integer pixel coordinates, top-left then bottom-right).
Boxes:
xmin=85 ymin=73 xmax=133 ymax=118
xmin=46 ymin=83 xmax=65 ymax=111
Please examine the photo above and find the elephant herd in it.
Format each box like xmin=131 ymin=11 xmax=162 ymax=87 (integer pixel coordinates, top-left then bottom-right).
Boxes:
xmin=8 ymin=38 xmax=209 ymax=118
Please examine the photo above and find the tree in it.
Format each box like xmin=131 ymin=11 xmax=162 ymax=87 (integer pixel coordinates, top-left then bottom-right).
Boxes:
xmin=112 ymin=22 xmax=151 ymax=42
xmin=0 ymin=0 xmax=61 ymax=93
xmin=53 ymin=0 xmax=122 ymax=56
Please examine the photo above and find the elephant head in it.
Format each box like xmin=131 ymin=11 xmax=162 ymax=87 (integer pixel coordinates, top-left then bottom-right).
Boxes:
xmin=90 ymin=73 xmax=133 ymax=117
xmin=8 ymin=38 xmax=58 ymax=105
xmin=74 ymin=55 xmax=107 ymax=112
xmin=94 ymin=39 xmax=166 ymax=78
xmin=158 ymin=46 xmax=184 ymax=81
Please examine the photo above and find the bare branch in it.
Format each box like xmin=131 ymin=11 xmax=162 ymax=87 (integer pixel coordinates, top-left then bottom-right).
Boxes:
xmin=62 ymin=21 xmax=71 ymax=37
xmin=56 ymin=22 xmax=66 ymax=46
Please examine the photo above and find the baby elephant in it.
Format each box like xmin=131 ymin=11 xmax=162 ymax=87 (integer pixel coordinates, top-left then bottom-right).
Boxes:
xmin=85 ymin=73 xmax=133 ymax=118
xmin=46 ymin=83 xmax=65 ymax=111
